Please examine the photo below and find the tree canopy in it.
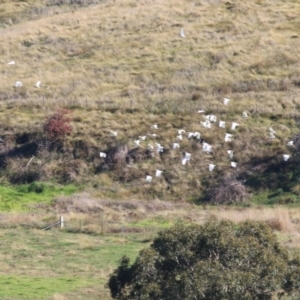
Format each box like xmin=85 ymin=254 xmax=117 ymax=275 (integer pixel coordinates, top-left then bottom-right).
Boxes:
xmin=108 ymin=220 xmax=300 ymax=300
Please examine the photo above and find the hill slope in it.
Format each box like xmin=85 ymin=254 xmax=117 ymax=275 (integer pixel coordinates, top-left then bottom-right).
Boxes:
xmin=1 ymin=0 xmax=300 ymax=203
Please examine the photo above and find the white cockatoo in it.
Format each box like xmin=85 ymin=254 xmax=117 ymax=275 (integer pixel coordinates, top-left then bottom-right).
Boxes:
xmin=209 ymin=164 xmax=216 ymax=172
xmin=225 ymin=133 xmax=233 ymax=142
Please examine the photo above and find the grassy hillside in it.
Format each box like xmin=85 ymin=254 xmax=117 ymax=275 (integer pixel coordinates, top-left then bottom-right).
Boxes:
xmin=1 ymin=0 xmax=300 ymax=203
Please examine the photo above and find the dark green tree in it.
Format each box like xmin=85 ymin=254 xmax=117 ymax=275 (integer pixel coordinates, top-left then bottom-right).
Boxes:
xmin=108 ymin=220 xmax=300 ymax=300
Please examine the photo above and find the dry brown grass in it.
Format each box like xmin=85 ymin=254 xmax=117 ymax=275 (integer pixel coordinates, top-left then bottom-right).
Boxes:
xmin=2 ymin=193 xmax=300 ymax=251
xmin=206 ymin=179 xmax=250 ymax=204
xmin=211 ymin=206 xmax=296 ymax=232
xmin=50 ymin=294 xmax=67 ymax=300
xmin=3 ymin=193 xmax=299 ymax=229
xmin=210 ymin=205 xmax=300 ymax=250
xmin=1 ymin=0 xmax=299 ymax=111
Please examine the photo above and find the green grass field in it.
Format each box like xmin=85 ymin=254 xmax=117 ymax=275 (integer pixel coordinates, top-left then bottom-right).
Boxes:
xmin=0 ymin=210 xmax=298 ymax=300
xmin=0 ymin=228 xmax=148 ymax=300
xmin=0 ymin=191 xmax=299 ymax=299
xmin=0 ymin=183 xmax=78 ymax=211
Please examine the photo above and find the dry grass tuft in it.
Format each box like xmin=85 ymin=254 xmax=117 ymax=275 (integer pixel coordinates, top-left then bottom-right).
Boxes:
xmin=212 ymin=206 xmax=297 ymax=233
xmin=207 ymin=179 xmax=251 ymax=205
xmin=50 ymin=295 xmax=67 ymax=300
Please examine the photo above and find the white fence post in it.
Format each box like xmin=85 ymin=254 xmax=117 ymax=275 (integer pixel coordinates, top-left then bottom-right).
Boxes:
xmin=42 ymin=216 xmax=64 ymax=231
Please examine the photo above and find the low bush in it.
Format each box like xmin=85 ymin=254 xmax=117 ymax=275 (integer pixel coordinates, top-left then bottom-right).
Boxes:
xmin=43 ymin=109 xmax=72 ymax=141
xmin=108 ymin=220 xmax=300 ymax=300
xmin=206 ymin=179 xmax=250 ymax=205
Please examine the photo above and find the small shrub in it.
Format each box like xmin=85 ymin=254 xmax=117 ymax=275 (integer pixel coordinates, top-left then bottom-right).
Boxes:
xmin=28 ymin=182 xmax=45 ymax=194
xmin=97 ymin=144 xmax=128 ymax=173
xmin=8 ymin=169 xmax=40 ymax=184
xmin=267 ymin=218 xmax=283 ymax=231
xmin=207 ymin=179 xmax=250 ymax=205
xmin=292 ymin=184 xmax=300 ymax=195
xmin=277 ymin=194 xmax=297 ymax=205
xmin=43 ymin=109 xmax=72 ymax=141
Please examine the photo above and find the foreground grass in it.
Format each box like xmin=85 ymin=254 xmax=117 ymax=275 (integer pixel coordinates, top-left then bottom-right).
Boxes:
xmin=0 ymin=275 xmax=85 ymax=300
xmin=0 ymin=228 xmax=146 ymax=300
xmin=1 ymin=203 xmax=300 ymax=299
xmin=0 ymin=196 xmax=300 ymax=299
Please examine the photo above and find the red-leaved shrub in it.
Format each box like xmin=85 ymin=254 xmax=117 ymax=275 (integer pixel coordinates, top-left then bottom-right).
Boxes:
xmin=43 ymin=109 xmax=72 ymax=140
